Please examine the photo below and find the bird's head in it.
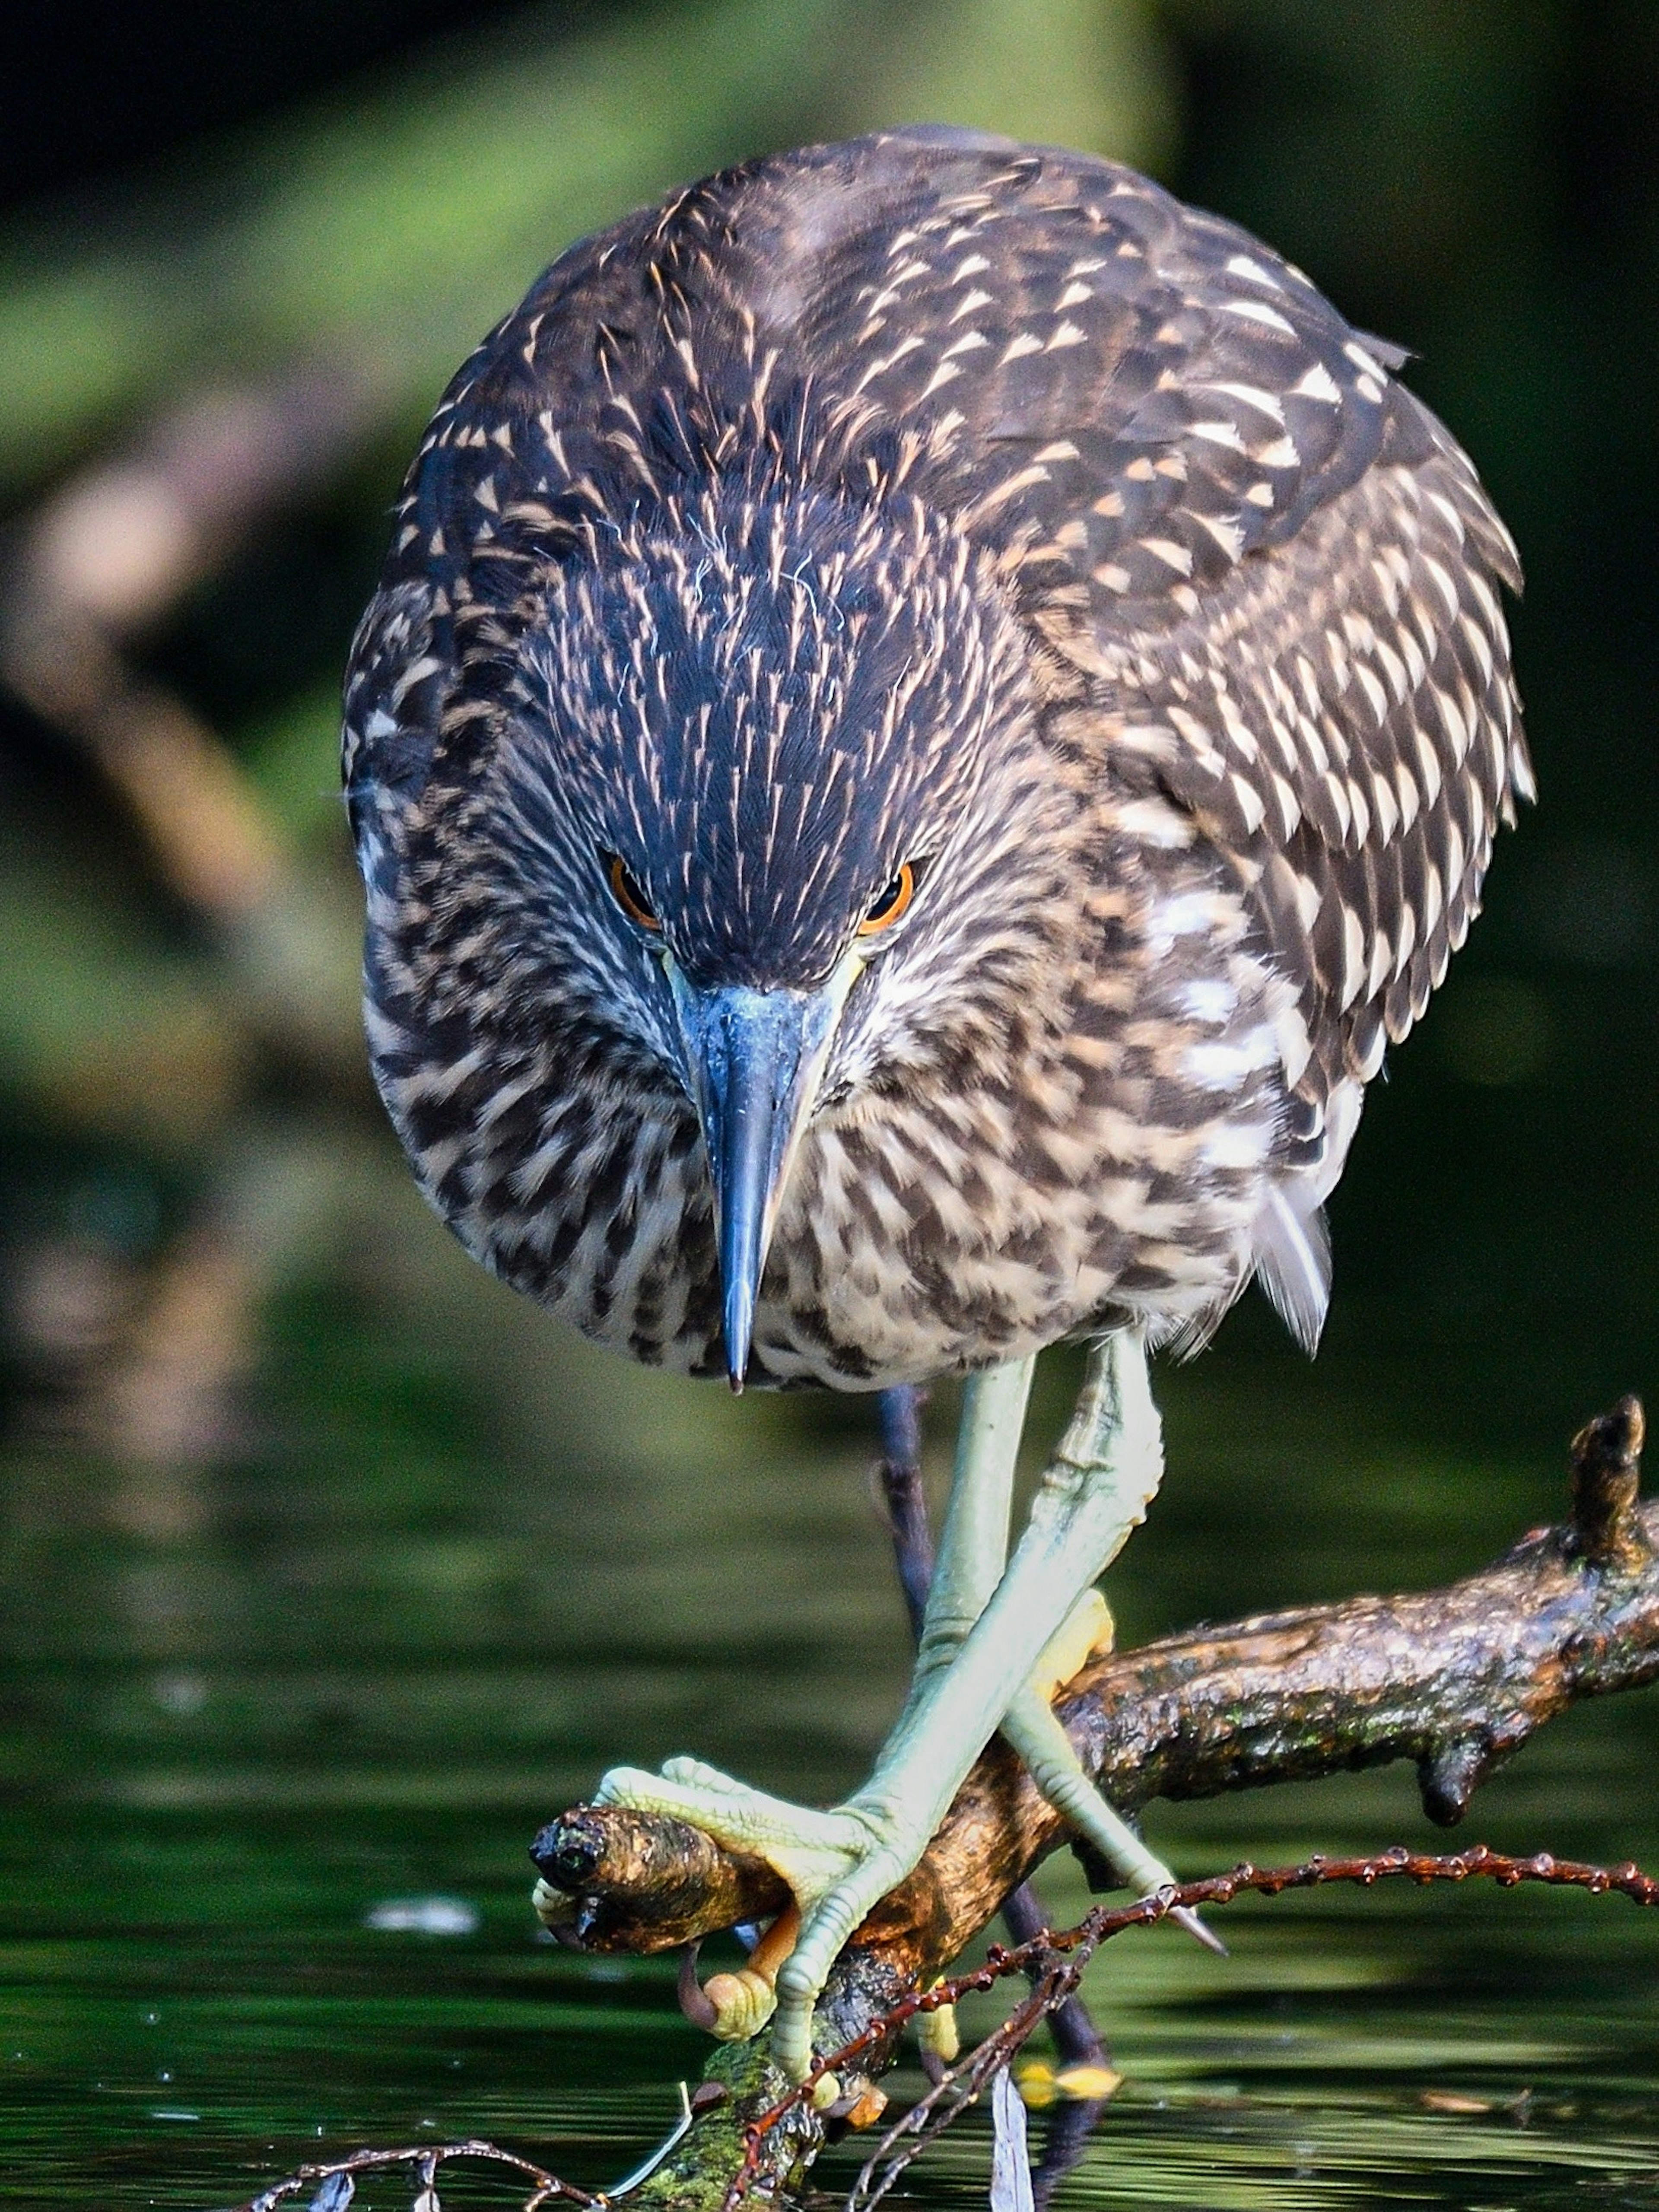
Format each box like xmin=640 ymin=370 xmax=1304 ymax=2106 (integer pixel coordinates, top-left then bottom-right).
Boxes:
xmin=381 ymin=480 xmax=1071 ymax=1383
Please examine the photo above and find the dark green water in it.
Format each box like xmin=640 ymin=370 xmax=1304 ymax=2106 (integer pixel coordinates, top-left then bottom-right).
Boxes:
xmin=6 ymin=1257 xmax=1659 ymax=2212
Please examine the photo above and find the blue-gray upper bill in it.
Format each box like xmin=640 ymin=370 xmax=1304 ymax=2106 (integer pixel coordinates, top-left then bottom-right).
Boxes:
xmin=667 ymin=974 xmax=847 ymax=1389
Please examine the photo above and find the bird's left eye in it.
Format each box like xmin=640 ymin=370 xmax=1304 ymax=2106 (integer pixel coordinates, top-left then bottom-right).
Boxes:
xmin=604 ymin=852 xmax=661 ymax=931
xmin=857 ymin=861 xmax=918 ymax=937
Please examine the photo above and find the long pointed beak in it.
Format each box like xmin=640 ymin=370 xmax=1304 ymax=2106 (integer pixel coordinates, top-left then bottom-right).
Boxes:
xmin=667 ymin=962 xmax=858 ymax=1390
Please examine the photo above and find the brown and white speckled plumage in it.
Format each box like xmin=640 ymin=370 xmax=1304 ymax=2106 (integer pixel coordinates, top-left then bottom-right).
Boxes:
xmin=344 ymin=127 xmax=1529 ymax=1389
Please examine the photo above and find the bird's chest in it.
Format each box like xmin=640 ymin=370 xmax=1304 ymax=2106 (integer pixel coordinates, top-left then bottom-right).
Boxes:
xmin=733 ymin=858 xmax=1288 ymax=1383
xmin=377 ymin=853 xmax=1286 ymax=1388
xmin=759 ymin=1071 xmax=1272 ymax=1386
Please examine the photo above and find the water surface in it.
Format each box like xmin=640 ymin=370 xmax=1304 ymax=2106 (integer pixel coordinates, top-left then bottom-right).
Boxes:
xmin=5 ymin=1269 xmax=1659 ymax=2212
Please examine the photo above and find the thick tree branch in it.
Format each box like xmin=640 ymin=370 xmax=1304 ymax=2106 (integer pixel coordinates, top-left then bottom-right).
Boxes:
xmin=535 ymin=1399 xmax=1656 ymax=1974
xmin=521 ymin=1398 xmax=1659 ymax=2207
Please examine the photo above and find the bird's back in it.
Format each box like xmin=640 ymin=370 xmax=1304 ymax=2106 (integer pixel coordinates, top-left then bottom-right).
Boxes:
xmin=346 ymin=130 xmax=1529 ymax=1383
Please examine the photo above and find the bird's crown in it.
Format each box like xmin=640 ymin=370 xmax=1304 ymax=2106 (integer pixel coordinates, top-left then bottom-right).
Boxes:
xmin=476 ymin=474 xmax=1033 ymax=995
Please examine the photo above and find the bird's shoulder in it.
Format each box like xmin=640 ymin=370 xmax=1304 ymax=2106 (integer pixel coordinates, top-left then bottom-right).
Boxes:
xmin=372 ymin=128 xmax=1503 ymax=595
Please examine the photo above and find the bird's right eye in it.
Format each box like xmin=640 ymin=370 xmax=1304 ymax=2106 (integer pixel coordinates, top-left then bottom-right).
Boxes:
xmin=603 ymin=852 xmax=661 ymax=931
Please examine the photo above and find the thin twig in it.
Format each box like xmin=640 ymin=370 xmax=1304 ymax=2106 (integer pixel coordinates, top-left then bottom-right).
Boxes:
xmin=221 ymin=1843 xmax=1659 ymax=2212
xmin=724 ymin=1843 xmax=1659 ymax=2208
xmin=237 ymin=2136 xmax=600 ymax=2212
xmin=847 ymin=1966 xmax=1070 ymax=2212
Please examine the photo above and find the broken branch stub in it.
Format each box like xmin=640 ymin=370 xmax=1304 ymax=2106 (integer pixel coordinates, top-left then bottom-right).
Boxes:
xmin=531 ymin=1804 xmax=790 ymax=1954
xmin=1568 ymin=1395 xmax=1648 ymax=1573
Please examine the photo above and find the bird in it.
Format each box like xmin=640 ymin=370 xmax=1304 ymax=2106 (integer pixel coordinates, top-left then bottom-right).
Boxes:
xmin=343 ymin=126 xmax=1529 ymax=2080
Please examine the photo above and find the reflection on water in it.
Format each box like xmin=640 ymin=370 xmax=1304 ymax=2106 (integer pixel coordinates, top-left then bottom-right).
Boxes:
xmin=4 ymin=1169 xmax=1659 ymax=2209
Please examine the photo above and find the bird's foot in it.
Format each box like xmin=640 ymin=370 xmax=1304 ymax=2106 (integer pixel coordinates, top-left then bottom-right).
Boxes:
xmin=594 ymin=1343 xmax=1190 ymax=2075
xmin=592 ymin=1756 xmax=881 ymax=1914
xmin=592 ymin=1577 xmax=1119 ymax=2072
xmin=592 ymin=1755 xmax=921 ymax=2079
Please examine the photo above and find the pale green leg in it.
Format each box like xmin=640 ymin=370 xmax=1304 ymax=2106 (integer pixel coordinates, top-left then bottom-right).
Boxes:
xmin=589 ymin=1363 xmax=1037 ymax=1910
xmin=595 ymin=1332 xmax=1179 ymax=2081
xmin=997 ymin=1690 xmax=1225 ymax=1953
xmin=897 ymin=1351 xmax=1190 ymax=1904
xmin=1003 ymin=1691 xmax=1173 ymax=1891
xmin=906 ymin=1356 xmax=1035 ymax=1704
xmin=769 ymin=1332 xmax=1181 ymax=2073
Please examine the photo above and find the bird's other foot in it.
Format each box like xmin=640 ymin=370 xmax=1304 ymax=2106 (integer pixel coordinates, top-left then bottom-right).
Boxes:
xmin=592 ymin=1756 xmax=921 ymax=2079
xmin=1029 ymin=1586 xmax=1115 ymax=1700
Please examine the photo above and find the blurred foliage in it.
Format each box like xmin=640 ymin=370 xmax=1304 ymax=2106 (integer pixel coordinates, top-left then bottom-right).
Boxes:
xmin=0 ymin=0 xmax=1174 ymax=494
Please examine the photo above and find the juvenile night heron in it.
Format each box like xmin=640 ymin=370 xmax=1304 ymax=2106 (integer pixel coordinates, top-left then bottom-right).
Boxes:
xmin=344 ymin=128 xmax=1528 ymax=2078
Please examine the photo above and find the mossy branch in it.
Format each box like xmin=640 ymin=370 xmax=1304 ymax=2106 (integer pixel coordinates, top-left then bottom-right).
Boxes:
xmin=230 ymin=1848 xmax=1659 ymax=2212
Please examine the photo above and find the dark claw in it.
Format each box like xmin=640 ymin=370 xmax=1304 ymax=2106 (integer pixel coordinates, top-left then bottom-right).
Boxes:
xmin=677 ymin=1940 xmax=720 ymax=2031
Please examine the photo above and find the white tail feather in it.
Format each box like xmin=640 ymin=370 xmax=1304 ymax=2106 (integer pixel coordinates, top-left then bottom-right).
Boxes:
xmin=1251 ymin=1182 xmax=1331 ymax=1354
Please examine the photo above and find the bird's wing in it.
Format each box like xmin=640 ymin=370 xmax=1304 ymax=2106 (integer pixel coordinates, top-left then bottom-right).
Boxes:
xmin=681 ymin=133 xmax=1530 ymax=1111
xmin=345 ymin=131 xmax=1527 ymax=1346
xmin=658 ymin=130 xmax=1530 ymax=1346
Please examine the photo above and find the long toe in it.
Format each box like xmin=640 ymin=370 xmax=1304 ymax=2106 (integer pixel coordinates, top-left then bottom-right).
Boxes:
xmin=767 ymin=1828 xmax=923 ymax=2079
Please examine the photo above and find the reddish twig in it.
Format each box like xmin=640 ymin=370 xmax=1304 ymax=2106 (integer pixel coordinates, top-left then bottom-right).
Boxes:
xmin=219 ymin=1843 xmax=1659 ymax=2212
xmin=725 ymin=1843 xmax=1659 ymax=2208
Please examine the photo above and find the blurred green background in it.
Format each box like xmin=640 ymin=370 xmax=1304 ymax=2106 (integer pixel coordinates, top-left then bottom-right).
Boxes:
xmin=4 ymin=4 xmax=1659 ymax=2207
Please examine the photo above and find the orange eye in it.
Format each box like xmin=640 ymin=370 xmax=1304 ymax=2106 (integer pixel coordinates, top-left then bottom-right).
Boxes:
xmin=857 ymin=861 xmax=917 ymax=937
xmin=605 ymin=853 xmax=660 ymax=930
